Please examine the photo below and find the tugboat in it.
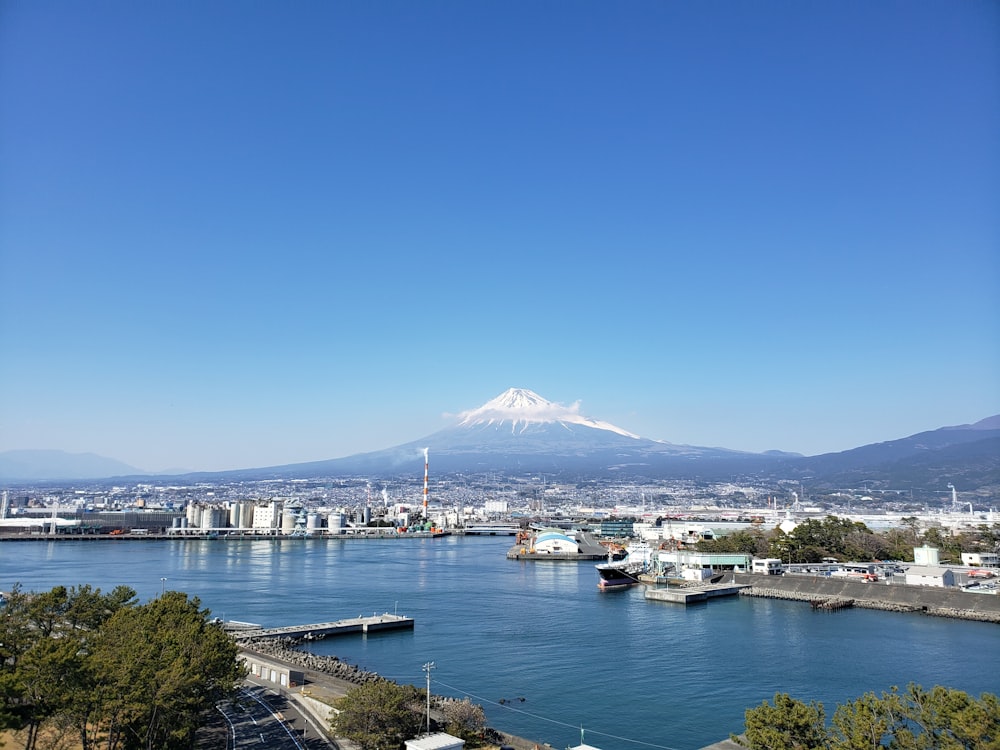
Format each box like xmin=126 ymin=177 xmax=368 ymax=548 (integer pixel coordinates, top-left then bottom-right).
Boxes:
xmin=595 ymin=541 xmax=652 ymax=589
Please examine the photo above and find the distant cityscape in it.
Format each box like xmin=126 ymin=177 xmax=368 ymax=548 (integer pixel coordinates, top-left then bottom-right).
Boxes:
xmin=1 ymin=472 xmax=995 ymax=542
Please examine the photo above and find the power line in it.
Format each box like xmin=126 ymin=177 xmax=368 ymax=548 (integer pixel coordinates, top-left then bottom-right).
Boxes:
xmin=330 ymin=667 xmax=688 ymax=750
xmin=432 ymin=679 xmax=684 ymax=750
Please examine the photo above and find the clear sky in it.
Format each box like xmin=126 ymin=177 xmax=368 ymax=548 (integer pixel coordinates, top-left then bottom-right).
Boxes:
xmin=1 ymin=1 xmax=998 ymax=473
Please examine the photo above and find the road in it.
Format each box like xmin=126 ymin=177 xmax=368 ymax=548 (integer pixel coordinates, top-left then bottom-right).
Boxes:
xmin=216 ymin=685 xmax=337 ymax=750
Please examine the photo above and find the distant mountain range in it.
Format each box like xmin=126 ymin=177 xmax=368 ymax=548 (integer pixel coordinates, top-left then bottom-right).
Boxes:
xmin=1 ymin=389 xmax=997 ymax=494
xmin=0 ymin=450 xmax=145 ymax=482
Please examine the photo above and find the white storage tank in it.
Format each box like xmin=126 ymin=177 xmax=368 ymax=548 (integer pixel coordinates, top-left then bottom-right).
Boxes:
xmin=328 ymin=512 xmax=345 ymax=535
xmin=237 ymin=501 xmax=255 ymax=529
xmin=281 ymin=510 xmax=298 ymax=535
xmin=202 ymin=507 xmax=226 ymax=531
xmin=306 ymin=513 xmax=321 ymax=535
xmin=914 ymin=545 xmax=940 ymax=566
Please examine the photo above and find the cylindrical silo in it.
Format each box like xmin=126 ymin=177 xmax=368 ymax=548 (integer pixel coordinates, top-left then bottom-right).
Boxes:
xmin=281 ymin=509 xmax=298 ymax=535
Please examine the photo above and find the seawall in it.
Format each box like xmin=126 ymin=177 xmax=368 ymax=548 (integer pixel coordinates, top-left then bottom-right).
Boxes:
xmin=732 ymin=573 xmax=1000 ymax=623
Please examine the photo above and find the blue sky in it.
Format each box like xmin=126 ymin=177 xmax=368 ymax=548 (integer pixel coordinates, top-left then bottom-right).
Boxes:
xmin=1 ymin=1 xmax=998 ymax=473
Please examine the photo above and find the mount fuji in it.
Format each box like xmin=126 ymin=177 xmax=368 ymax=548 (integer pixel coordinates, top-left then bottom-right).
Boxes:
xmin=454 ymin=387 xmax=641 ymax=439
xmin=5 ymin=388 xmax=997 ymax=487
xmin=247 ymin=387 xmax=765 ymax=479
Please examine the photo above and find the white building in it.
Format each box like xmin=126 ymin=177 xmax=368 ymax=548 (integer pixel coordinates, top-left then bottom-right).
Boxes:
xmin=961 ymin=552 xmax=999 ymax=568
xmin=251 ymin=500 xmax=283 ymax=532
xmin=484 ymin=499 xmax=508 ymax=515
xmin=904 ymin=565 xmax=956 ymax=588
xmin=752 ymin=558 xmax=783 ymax=575
xmin=405 ymin=733 xmax=464 ymax=750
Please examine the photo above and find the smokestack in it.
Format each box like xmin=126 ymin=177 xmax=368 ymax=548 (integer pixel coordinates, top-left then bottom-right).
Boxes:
xmin=423 ymin=448 xmax=429 ymax=513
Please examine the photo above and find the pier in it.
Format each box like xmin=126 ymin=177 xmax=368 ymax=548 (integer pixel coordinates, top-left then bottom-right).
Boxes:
xmin=644 ymin=583 xmax=748 ymax=605
xmin=228 ymin=613 xmax=414 ymax=640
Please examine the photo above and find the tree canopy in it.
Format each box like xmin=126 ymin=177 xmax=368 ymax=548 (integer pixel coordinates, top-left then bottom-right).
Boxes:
xmin=331 ymin=679 xmax=426 ymax=750
xmin=0 ymin=584 xmax=245 ymax=750
xmin=738 ymin=685 xmax=1000 ymax=750
xmin=696 ymin=515 xmax=1000 ymax=564
xmin=441 ymin=698 xmax=487 ymax=744
xmin=740 ymin=692 xmax=827 ymax=750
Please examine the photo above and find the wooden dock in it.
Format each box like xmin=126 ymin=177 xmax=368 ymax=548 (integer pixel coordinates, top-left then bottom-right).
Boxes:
xmin=644 ymin=583 xmax=748 ymax=605
xmin=227 ymin=613 xmax=414 ymax=640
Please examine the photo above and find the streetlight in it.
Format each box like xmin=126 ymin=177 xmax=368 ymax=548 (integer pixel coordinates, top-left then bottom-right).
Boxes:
xmin=160 ymin=577 xmax=167 ymax=596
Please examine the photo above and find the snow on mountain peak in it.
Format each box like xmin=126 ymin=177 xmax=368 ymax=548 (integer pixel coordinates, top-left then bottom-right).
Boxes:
xmin=456 ymin=388 xmax=640 ymax=439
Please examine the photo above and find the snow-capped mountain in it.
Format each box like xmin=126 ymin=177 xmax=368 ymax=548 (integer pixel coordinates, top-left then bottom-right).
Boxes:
xmin=248 ymin=387 xmax=758 ymax=480
xmin=456 ymin=387 xmax=640 ymax=439
xmin=5 ymin=389 xmax=997 ymax=486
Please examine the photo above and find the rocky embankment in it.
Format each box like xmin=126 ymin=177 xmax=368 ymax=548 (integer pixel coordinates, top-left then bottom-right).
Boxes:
xmin=237 ymin=636 xmax=384 ymax=685
xmin=237 ymin=636 xmax=498 ymax=714
xmin=739 ymin=582 xmax=1000 ymax=624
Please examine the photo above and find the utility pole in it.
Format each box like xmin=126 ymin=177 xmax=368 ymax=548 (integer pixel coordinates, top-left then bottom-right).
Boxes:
xmin=422 ymin=661 xmax=435 ymax=734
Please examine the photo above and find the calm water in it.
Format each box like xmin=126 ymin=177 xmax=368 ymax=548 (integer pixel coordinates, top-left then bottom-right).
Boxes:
xmin=3 ymin=535 xmax=998 ymax=750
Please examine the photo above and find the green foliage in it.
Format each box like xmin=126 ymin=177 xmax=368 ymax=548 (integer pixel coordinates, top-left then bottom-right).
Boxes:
xmin=332 ymin=679 xmax=426 ymax=750
xmin=762 ymin=516 xmax=890 ymax=563
xmin=882 ymin=527 xmax=920 ymax=562
xmin=89 ymin=591 xmax=245 ymax=750
xmin=696 ymin=529 xmax=769 ymax=556
xmin=0 ymin=584 xmax=243 ymax=750
xmin=921 ymin=528 xmax=964 ymax=562
xmin=739 ymin=693 xmax=827 ymax=750
xmin=830 ymin=691 xmax=896 ymax=750
xmin=740 ymin=685 xmax=1000 ymax=750
xmin=441 ymin=698 xmax=487 ymax=745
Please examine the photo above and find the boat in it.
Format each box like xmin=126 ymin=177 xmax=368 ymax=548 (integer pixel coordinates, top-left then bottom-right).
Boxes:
xmin=595 ymin=541 xmax=652 ymax=589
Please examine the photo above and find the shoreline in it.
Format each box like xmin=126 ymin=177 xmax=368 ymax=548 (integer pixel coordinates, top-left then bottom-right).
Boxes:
xmin=733 ymin=573 xmax=1000 ymax=624
xmin=239 ymin=637 xmax=547 ymax=750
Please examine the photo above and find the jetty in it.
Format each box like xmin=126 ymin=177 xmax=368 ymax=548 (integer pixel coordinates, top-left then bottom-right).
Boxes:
xmin=644 ymin=582 xmax=748 ymax=605
xmin=229 ymin=613 xmax=414 ymax=640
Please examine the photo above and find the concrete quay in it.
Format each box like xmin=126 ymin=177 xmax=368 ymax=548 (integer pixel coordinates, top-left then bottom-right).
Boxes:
xmin=733 ymin=573 xmax=1000 ymax=623
xmin=232 ymin=613 xmax=414 ymax=640
xmin=644 ymin=583 xmax=748 ymax=605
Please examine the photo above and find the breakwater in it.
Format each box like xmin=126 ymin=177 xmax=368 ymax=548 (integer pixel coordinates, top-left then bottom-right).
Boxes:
xmin=734 ymin=573 xmax=1000 ymax=624
xmin=239 ymin=636 xmax=384 ymax=685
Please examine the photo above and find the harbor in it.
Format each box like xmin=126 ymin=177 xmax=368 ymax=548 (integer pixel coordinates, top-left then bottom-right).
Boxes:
xmin=4 ymin=534 xmax=998 ymax=750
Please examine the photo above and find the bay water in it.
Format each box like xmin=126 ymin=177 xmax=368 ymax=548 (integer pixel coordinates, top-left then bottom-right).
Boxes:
xmin=2 ymin=535 xmax=997 ymax=750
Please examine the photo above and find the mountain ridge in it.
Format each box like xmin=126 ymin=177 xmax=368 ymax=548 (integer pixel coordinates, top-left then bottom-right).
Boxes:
xmin=0 ymin=450 xmax=146 ymax=482
xmin=1 ymin=388 xmax=996 ymax=488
